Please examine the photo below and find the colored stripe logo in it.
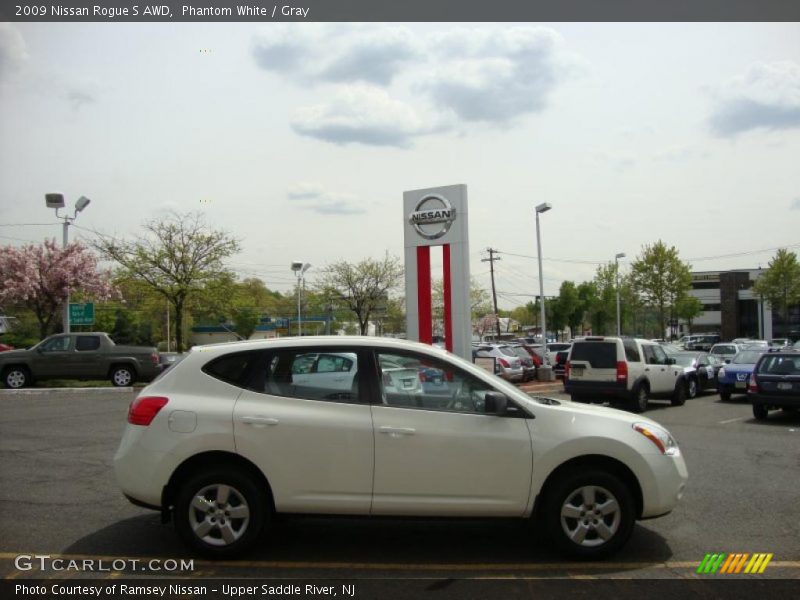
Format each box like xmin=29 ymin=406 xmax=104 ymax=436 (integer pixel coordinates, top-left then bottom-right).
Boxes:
xmin=697 ymin=553 xmax=773 ymax=574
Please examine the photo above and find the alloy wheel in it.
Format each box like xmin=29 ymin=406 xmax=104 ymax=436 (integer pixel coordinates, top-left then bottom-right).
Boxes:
xmin=559 ymin=485 xmax=621 ymax=548
xmin=188 ymin=484 xmax=251 ymax=547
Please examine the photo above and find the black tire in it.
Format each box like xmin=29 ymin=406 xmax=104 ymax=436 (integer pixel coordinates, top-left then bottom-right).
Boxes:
xmin=542 ymin=468 xmax=636 ymax=559
xmin=570 ymin=393 xmax=589 ymax=403
xmin=671 ymin=381 xmax=687 ymax=406
xmin=110 ymin=365 xmax=136 ymax=387
xmin=3 ymin=366 xmax=31 ymax=389
xmin=719 ymin=390 xmax=731 ymax=402
xmin=752 ymin=403 xmax=769 ymax=421
xmin=686 ymin=377 xmax=698 ymax=399
xmin=629 ymin=384 xmax=649 ymax=413
xmin=174 ymin=467 xmax=267 ymax=557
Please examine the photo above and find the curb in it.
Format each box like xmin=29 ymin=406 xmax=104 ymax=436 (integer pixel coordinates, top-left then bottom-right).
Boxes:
xmin=0 ymin=387 xmax=135 ymax=395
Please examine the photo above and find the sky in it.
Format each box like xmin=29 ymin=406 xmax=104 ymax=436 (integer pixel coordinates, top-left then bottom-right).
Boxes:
xmin=1 ymin=22 xmax=799 ymax=311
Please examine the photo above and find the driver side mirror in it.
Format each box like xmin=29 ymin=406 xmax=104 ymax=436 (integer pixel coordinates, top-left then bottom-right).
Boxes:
xmin=724 ymin=359 xmax=731 ymax=364
xmin=484 ymin=391 xmax=508 ymax=416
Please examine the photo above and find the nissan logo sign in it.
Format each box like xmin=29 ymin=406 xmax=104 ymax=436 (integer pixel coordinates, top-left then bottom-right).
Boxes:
xmin=409 ymin=194 xmax=456 ymax=240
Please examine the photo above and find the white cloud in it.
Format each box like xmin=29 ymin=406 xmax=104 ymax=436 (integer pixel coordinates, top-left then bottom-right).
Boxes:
xmin=0 ymin=24 xmax=28 ymax=82
xmin=791 ymin=198 xmax=800 ymax=211
xmin=291 ymin=85 xmax=441 ymax=147
xmin=709 ymin=61 xmax=800 ymax=136
xmin=67 ymin=89 xmax=95 ymax=110
xmin=419 ymin=27 xmax=564 ymax=123
xmin=286 ymin=185 xmax=365 ymax=215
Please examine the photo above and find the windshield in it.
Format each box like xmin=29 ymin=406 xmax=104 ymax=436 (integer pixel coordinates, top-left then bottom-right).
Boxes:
xmin=673 ymin=355 xmax=697 ymax=367
xmin=733 ymin=350 xmax=763 ymax=364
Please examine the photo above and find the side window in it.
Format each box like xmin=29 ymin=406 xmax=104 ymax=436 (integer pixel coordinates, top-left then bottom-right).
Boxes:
xmin=40 ymin=336 xmax=70 ymax=352
xmin=263 ymin=349 xmax=360 ymax=403
xmin=75 ymin=336 xmax=100 ymax=351
xmin=652 ymin=345 xmax=668 ymax=365
xmin=642 ymin=345 xmax=657 ymax=365
xmin=376 ymin=351 xmax=497 ymax=415
xmin=623 ymin=340 xmax=641 ymax=362
xmin=203 ymin=351 xmax=259 ymax=387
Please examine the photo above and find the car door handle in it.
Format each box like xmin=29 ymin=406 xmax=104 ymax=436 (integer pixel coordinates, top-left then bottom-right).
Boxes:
xmin=240 ymin=416 xmax=279 ymax=426
xmin=378 ymin=426 xmax=416 ymax=436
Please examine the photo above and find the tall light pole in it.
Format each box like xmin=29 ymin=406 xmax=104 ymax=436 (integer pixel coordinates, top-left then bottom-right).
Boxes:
xmin=535 ymin=203 xmax=551 ymax=345
xmin=291 ymin=261 xmax=311 ymax=336
xmin=45 ymin=193 xmax=91 ymax=334
xmin=615 ymin=252 xmax=626 ymax=336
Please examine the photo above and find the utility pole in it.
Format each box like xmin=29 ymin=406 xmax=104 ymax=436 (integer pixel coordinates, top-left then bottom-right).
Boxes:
xmin=482 ymin=248 xmax=502 ymax=341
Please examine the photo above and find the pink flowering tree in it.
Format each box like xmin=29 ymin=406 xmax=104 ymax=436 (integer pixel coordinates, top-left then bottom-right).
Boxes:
xmin=0 ymin=239 xmax=117 ymax=339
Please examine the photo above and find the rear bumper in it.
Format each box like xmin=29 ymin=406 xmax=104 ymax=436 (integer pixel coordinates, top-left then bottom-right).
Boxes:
xmin=563 ymin=379 xmax=628 ymax=399
xmin=749 ymin=393 xmax=800 ymax=408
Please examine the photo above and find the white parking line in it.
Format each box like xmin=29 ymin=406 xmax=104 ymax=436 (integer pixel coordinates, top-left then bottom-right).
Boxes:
xmin=718 ymin=416 xmax=746 ymax=424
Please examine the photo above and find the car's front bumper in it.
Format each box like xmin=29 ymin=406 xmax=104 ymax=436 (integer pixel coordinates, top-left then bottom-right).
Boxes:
xmin=639 ymin=453 xmax=689 ymax=519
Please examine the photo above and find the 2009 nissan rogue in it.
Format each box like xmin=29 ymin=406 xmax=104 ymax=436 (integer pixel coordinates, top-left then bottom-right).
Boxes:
xmin=115 ymin=337 xmax=688 ymax=558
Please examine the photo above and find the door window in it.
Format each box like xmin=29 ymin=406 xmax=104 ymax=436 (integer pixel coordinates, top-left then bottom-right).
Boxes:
xmin=264 ymin=349 xmax=361 ymax=403
xmin=39 ymin=336 xmax=70 ymax=352
xmin=376 ymin=351 xmax=502 ymax=415
xmin=652 ymin=345 xmax=669 ymax=365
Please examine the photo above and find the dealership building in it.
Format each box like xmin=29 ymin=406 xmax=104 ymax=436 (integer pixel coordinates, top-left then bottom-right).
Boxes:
xmin=684 ymin=268 xmax=799 ymax=341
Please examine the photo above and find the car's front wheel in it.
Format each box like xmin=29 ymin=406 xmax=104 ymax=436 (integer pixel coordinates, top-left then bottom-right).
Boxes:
xmin=3 ymin=366 xmax=31 ymax=389
xmin=543 ymin=469 xmax=635 ymax=559
xmin=629 ymin=384 xmax=649 ymax=413
xmin=671 ymin=381 xmax=687 ymax=406
xmin=174 ymin=468 xmax=267 ymax=557
xmin=686 ymin=377 xmax=698 ymax=399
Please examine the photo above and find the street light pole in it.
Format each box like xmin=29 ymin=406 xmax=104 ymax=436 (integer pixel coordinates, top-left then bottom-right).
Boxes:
xmin=291 ymin=261 xmax=311 ymax=337
xmin=535 ymin=203 xmax=551 ymax=345
xmin=45 ymin=194 xmax=91 ymax=334
xmin=615 ymin=252 xmax=626 ymax=336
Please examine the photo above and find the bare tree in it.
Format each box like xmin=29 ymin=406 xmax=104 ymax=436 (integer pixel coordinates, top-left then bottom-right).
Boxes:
xmin=316 ymin=254 xmax=404 ymax=335
xmin=94 ymin=212 xmax=240 ymax=351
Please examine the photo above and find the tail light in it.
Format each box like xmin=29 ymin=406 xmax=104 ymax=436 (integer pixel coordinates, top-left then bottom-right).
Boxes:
xmin=418 ymin=371 xmax=427 ymax=382
xmin=748 ymin=373 xmax=758 ymax=393
xmin=498 ymin=358 xmax=511 ymax=369
xmin=565 ymin=360 xmax=571 ymax=379
xmin=616 ymin=361 xmax=628 ymax=383
xmin=128 ymin=396 xmax=169 ymax=426
xmin=150 ymin=352 xmax=160 ymax=364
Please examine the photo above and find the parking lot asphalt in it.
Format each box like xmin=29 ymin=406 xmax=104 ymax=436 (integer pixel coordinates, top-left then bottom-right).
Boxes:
xmin=1 ymin=388 xmax=798 ymax=584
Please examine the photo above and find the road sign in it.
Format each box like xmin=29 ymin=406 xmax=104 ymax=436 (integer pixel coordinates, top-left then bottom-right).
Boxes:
xmin=69 ymin=303 xmax=95 ymax=326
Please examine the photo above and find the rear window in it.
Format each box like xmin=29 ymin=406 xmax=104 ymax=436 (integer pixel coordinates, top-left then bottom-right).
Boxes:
xmin=733 ymin=350 xmax=764 ymax=364
xmin=622 ymin=340 xmax=641 ymax=362
xmin=757 ymin=355 xmax=800 ymax=375
xmin=570 ymin=342 xmax=618 ymax=369
xmin=203 ymin=351 xmax=259 ymax=386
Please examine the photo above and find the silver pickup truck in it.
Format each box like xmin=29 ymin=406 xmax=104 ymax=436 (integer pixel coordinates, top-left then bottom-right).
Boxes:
xmin=0 ymin=332 xmax=161 ymax=389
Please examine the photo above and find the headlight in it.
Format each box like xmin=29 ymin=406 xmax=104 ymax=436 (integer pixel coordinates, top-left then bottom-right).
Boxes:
xmin=633 ymin=422 xmax=680 ymax=456
xmin=718 ymin=367 xmax=726 ymax=379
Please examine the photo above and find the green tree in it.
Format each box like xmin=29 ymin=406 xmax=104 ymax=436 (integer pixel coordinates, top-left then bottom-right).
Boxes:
xmin=753 ymin=249 xmax=800 ymax=338
xmin=674 ymin=294 xmax=703 ymax=335
xmin=95 ymin=211 xmax=240 ymax=352
xmin=576 ymin=282 xmax=598 ymax=336
xmin=629 ymin=241 xmax=692 ymax=338
xmin=316 ymin=253 xmax=404 ymax=335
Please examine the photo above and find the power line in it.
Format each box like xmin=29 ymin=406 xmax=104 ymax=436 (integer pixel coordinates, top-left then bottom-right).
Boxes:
xmin=481 ymin=248 xmax=502 ymax=339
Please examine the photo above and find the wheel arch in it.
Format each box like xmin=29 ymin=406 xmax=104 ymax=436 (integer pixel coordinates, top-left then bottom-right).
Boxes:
xmin=161 ymin=451 xmax=275 ymax=521
xmin=532 ymin=454 xmax=644 ymax=522
xmin=108 ymin=362 xmax=138 ymax=378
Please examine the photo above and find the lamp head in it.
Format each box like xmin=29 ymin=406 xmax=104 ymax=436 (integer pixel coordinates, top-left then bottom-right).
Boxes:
xmin=301 ymin=262 xmax=311 ymax=274
xmin=45 ymin=193 xmax=65 ymax=209
xmin=535 ymin=202 xmax=552 ymax=214
xmin=615 ymin=252 xmax=626 ymax=260
xmin=291 ymin=261 xmax=304 ymax=272
xmin=75 ymin=196 xmax=91 ymax=212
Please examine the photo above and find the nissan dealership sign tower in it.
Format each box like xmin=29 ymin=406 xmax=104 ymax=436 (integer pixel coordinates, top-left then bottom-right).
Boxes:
xmin=403 ymin=185 xmax=471 ymax=361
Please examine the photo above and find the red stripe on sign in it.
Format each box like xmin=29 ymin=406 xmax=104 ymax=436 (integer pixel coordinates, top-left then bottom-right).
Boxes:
xmin=417 ymin=246 xmax=432 ymax=344
xmin=443 ymin=244 xmax=453 ymax=352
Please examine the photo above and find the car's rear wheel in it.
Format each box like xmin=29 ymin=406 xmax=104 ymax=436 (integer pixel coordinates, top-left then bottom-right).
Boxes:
xmin=175 ymin=468 xmax=267 ymax=557
xmin=3 ymin=366 xmax=30 ymax=389
xmin=629 ymin=384 xmax=649 ymax=413
xmin=543 ymin=469 xmax=635 ymax=559
xmin=752 ymin=403 xmax=769 ymax=421
xmin=719 ymin=390 xmax=731 ymax=402
xmin=570 ymin=393 xmax=589 ymax=403
xmin=110 ymin=366 xmax=136 ymax=387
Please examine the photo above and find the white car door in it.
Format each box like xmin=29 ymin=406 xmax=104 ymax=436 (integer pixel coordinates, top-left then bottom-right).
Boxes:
xmin=370 ymin=350 xmax=533 ymax=517
xmin=232 ymin=347 xmax=374 ymax=514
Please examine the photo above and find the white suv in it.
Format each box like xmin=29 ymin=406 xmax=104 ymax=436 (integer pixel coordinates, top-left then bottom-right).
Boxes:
xmin=564 ymin=337 xmax=688 ymax=413
xmin=115 ymin=337 xmax=688 ymax=559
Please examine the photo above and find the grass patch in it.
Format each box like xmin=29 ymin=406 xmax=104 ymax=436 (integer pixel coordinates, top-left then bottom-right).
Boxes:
xmin=32 ymin=380 xmax=146 ymax=388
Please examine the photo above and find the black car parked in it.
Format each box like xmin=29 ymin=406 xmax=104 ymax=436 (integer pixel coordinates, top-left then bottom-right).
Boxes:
xmin=748 ymin=351 xmax=800 ymax=420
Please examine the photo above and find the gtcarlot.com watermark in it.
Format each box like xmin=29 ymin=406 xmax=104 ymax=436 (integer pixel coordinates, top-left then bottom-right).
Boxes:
xmin=14 ymin=554 xmax=194 ymax=573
